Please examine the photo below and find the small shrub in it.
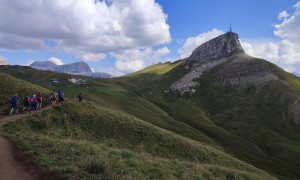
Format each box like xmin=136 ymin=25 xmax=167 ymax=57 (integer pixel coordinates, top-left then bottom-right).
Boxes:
xmin=84 ymin=160 xmax=105 ymax=175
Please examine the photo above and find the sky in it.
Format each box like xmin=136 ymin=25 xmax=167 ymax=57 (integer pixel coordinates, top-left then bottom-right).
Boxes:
xmin=0 ymin=0 xmax=300 ymax=76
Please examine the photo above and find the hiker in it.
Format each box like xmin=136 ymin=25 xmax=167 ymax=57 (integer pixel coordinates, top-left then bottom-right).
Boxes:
xmin=36 ymin=92 xmax=43 ymax=109
xmin=50 ymin=90 xmax=56 ymax=105
xmin=29 ymin=94 xmax=37 ymax=114
xmin=22 ymin=94 xmax=30 ymax=112
xmin=9 ymin=95 xmax=19 ymax=116
xmin=78 ymin=92 xmax=83 ymax=103
xmin=58 ymin=89 xmax=64 ymax=105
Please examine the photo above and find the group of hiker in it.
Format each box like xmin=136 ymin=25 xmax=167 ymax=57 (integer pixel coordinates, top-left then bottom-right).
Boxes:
xmin=10 ymin=92 xmax=43 ymax=116
xmin=9 ymin=89 xmax=84 ymax=116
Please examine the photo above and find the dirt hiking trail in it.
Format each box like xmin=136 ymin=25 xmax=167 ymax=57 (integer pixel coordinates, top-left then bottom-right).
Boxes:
xmin=0 ymin=106 xmax=63 ymax=180
xmin=0 ymin=106 xmax=53 ymax=125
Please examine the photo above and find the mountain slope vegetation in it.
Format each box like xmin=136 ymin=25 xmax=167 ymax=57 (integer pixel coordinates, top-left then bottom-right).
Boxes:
xmin=0 ymin=71 xmax=51 ymax=117
xmin=0 ymin=100 xmax=274 ymax=179
xmin=118 ymin=54 xmax=300 ymax=179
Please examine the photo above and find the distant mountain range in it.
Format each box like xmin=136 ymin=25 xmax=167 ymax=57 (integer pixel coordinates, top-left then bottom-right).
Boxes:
xmin=30 ymin=60 xmax=114 ymax=78
xmin=293 ymin=72 xmax=300 ymax=77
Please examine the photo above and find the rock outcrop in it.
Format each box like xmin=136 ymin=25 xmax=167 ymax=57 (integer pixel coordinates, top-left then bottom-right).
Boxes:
xmin=170 ymin=32 xmax=245 ymax=94
xmin=52 ymin=61 xmax=92 ymax=74
xmin=188 ymin=32 xmax=244 ymax=66
xmin=30 ymin=61 xmax=57 ymax=70
xmin=169 ymin=32 xmax=278 ymax=94
xmin=212 ymin=55 xmax=278 ymax=86
xmin=288 ymin=100 xmax=300 ymax=126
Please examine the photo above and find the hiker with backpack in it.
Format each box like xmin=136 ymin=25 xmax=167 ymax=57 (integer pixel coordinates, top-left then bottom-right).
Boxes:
xmin=78 ymin=92 xmax=83 ymax=103
xmin=29 ymin=94 xmax=37 ymax=114
xmin=58 ymin=89 xmax=64 ymax=105
xmin=36 ymin=92 xmax=43 ymax=109
xmin=9 ymin=95 xmax=19 ymax=116
xmin=50 ymin=90 xmax=56 ymax=106
xmin=22 ymin=94 xmax=30 ymax=112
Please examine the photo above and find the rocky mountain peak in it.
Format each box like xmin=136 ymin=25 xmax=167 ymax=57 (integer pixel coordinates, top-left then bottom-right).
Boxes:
xmin=188 ymin=32 xmax=244 ymax=65
xmin=30 ymin=61 xmax=57 ymax=70
xmin=169 ymin=32 xmax=277 ymax=95
xmin=52 ymin=61 xmax=92 ymax=74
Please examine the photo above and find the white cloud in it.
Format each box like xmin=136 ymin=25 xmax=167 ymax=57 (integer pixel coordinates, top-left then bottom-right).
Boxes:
xmin=25 ymin=59 xmax=34 ymax=66
xmin=112 ymin=47 xmax=170 ymax=73
xmin=96 ymin=67 xmax=124 ymax=77
xmin=273 ymin=2 xmax=300 ymax=67
xmin=0 ymin=56 xmax=8 ymax=65
xmin=0 ymin=0 xmax=171 ymax=59
xmin=153 ymin=47 xmax=170 ymax=57
xmin=283 ymin=65 xmax=295 ymax=73
xmin=278 ymin=10 xmax=289 ymax=20
xmin=115 ymin=58 xmax=145 ymax=73
xmin=90 ymin=67 xmax=96 ymax=73
xmin=241 ymin=1 xmax=300 ymax=67
xmin=178 ymin=29 xmax=224 ymax=58
xmin=241 ymin=40 xmax=280 ymax=62
xmin=48 ymin=57 xmax=64 ymax=65
xmin=274 ymin=3 xmax=300 ymax=41
xmin=81 ymin=52 xmax=106 ymax=62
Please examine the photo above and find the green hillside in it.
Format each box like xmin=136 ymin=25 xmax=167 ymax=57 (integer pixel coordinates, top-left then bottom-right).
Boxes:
xmin=117 ymin=56 xmax=300 ymax=179
xmin=0 ymin=71 xmax=51 ymax=117
xmin=0 ymin=100 xmax=274 ymax=179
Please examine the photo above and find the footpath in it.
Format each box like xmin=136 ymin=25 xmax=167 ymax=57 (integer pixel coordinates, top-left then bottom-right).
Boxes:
xmin=0 ymin=106 xmax=62 ymax=180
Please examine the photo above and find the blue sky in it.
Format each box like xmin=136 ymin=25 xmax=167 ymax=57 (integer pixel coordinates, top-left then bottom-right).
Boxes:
xmin=0 ymin=0 xmax=300 ymax=75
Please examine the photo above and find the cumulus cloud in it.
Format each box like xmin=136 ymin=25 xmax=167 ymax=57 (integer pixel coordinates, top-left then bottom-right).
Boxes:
xmin=273 ymin=2 xmax=300 ymax=66
xmin=241 ymin=40 xmax=280 ymax=62
xmin=278 ymin=10 xmax=289 ymax=20
xmin=153 ymin=47 xmax=170 ymax=57
xmin=0 ymin=0 xmax=171 ymax=60
xmin=112 ymin=47 xmax=170 ymax=73
xmin=115 ymin=58 xmax=145 ymax=73
xmin=81 ymin=52 xmax=106 ymax=62
xmin=0 ymin=56 xmax=8 ymax=65
xmin=90 ymin=67 xmax=96 ymax=73
xmin=48 ymin=57 xmax=64 ymax=65
xmin=241 ymin=2 xmax=300 ymax=72
xmin=178 ymin=29 xmax=224 ymax=58
xmin=243 ymin=2 xmax=300 ymax=70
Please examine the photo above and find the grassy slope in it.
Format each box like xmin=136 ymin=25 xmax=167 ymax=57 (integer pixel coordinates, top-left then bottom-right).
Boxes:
xmin=0 ymin=65 xmax=219 ymax=147
xmin=0 ymin=71 xmax=51 ymax=117
xmin=120 ymin=57 xmax=300 ymax=179
xmin=0 ymin=61 xmax=295 ymax=179
xmin=0 ymin=101 xmax=274 ymax=179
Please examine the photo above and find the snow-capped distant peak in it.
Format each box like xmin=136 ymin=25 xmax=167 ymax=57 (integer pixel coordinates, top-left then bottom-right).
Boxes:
xmin=48 ymin=57 xmax=64 ymax=65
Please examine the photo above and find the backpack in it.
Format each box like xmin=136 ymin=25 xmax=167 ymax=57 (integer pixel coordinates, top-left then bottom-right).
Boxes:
xmin=30 ymin=97 xmax=35 ymax=103
xmin=11 ymin=96 xmax=17 ymax=106
xmin=36 ymin=94 xmax=41 ymax=101
xmin=23 ymin=96 xmax=29 ymax=104
xmin=50 ymin=92 xmax=55 ymax=99
xmin=58 ymin=90 xmax=64 ymax=98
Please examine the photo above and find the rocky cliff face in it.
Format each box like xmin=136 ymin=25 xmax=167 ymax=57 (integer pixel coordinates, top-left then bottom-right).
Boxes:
xmin=169 ymin=32 xmax=277 ymax=94
xmin=212 ymin=54 xmax=278 ymax=86
xmin=188 ymin=32 xmax=244 ymax=66
xmin=52 ymin=61 xmax=92 ymax=74
xmin=30 ymin=61 xmax=57 ymax=70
